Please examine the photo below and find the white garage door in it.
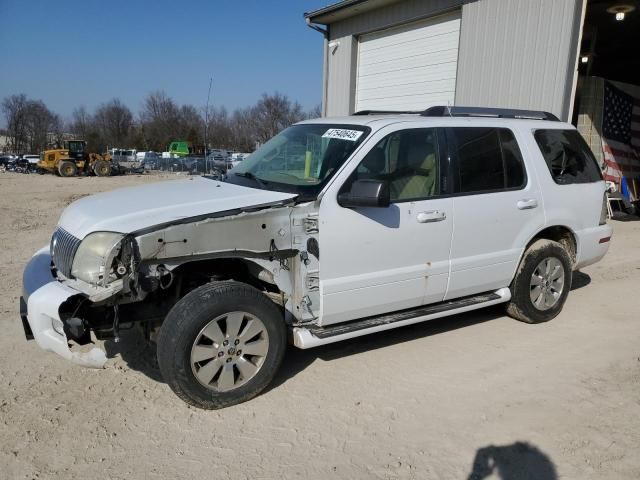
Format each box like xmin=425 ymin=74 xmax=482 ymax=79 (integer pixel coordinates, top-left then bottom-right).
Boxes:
xmin=355 ymin=12 xmax=461 ymax=112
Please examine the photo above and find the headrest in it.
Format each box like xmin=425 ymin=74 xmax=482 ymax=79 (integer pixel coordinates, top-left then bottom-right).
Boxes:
xmin=406 ymin=139 xmax=435 ymax=170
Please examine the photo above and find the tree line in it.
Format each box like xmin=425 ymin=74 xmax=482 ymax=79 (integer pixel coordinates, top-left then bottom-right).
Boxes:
xmin=1 ymin=92 xmax=321 ymax=155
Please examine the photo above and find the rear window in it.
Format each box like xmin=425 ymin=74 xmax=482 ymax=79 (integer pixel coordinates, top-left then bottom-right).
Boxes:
xmin=449 ymin=127 xmax=526 ymax=194
xmin=533 ymin=129 xmax=602 ymax=184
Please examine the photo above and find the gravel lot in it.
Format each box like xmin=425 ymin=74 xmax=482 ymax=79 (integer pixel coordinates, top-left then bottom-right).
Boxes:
xmin=1 ymin=171 xmax=639 ymax=479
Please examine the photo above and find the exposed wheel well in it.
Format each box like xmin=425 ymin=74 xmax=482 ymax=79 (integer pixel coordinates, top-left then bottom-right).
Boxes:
xmin=171 ymin=258 xmax=282 ymax=296
xmin=527 ymin=226 xmax=577 ymax=265
xmin=111 ymin=258 xmax=285 ymax=340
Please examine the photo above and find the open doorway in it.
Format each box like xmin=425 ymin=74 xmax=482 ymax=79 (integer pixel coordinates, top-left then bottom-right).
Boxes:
xmin=572 ymin=0 xmax=640 ymax=205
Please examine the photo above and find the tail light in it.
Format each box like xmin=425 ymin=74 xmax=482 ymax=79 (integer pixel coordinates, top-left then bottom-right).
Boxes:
xmin=599 ymin=193 xmax=608 ymax=225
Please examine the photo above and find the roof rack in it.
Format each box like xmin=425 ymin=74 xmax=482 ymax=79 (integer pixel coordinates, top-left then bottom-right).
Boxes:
xmin=421 ymin=106 xmax=560 ymax=121
xmin=353 ymin=106 xmax=559 ymax=121
xmin=353 ymin=109 xmax=423 ymax=116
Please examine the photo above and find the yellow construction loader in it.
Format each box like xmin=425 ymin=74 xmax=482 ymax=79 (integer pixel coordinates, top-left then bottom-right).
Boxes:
xmin=38 ymin=140 xmax=112 ymax=177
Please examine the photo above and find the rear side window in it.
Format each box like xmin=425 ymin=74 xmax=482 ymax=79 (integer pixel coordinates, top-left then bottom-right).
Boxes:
xmin=449 ymin=127 xmax=526 ymax=194
xmin=534 ymin=129 xmax=602 ymax=184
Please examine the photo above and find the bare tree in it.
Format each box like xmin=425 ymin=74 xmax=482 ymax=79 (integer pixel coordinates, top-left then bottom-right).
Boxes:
xmin=1 ymin=89 xmax=317 ymax=155
xmin=250 ymin=92 xmax=306 ymax=144
xmin=94 ymin=98 xmax=133 ymax=149
xmin=24 ymin=100 xmax=58 ymax=153
xmin=2 ymin=94 xmax=29 ymax=153
xmin=307 ymin=104 xmax=322 ymax=119
xmin=70 ymin=106 xmax=92 ymax=139
xmin=140 ymin=91 xmax=182 ymax=151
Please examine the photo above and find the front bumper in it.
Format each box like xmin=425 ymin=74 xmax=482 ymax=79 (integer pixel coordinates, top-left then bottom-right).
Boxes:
xmin=21 ymin=246 xmax=107 ymax=368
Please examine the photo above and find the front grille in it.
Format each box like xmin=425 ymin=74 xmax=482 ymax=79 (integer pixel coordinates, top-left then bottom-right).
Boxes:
xmin=50 ymin=227 xmax=81 ymax=278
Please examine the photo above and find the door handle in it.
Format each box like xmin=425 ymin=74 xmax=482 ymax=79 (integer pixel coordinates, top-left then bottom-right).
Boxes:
xmin=416 ymin=210 xmax=446 ymax=223
xmin=517 ymin=199 xmax=538 ymax=210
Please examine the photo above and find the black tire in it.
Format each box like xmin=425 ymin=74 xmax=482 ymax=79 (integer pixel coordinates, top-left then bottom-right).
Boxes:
xmin=58 ymin=160 xmax=77 ymax=177
xmin=506 ymin=239 xmax=573 ymax=324
xmin=93 ymin=160 xmax=111 ymax=177
xmin=157 ymin=281 xmax=286 ymax=409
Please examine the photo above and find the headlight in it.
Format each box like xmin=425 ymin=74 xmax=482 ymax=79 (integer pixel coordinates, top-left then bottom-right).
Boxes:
xmin=71 ymin=232 xmax=124 ymax=285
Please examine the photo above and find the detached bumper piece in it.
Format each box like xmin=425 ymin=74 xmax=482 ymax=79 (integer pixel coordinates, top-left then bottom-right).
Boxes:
xmin=21 ymin=246 xmax=108 ymax=369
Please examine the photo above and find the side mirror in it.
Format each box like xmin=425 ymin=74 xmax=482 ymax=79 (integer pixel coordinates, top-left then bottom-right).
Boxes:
xmin=338 ymin=179 xmax=390 ymax=208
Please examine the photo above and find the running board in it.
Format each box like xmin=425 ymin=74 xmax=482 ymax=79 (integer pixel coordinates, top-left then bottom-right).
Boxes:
xmin=292 ymin=288 xmax=511 ymax=349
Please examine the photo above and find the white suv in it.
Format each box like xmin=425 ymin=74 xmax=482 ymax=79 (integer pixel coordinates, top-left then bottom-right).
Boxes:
xmin=21 ymin=106 xmax=612 ymax=409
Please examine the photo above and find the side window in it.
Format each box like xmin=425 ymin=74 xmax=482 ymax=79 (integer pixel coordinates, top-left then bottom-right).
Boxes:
xmin=449 ymin=127 xmax=526 ymax=194
xmin=534 ymin=129 xmax=603 ymax=184
xmin=346 ymin=128 xmax=440 ymax=202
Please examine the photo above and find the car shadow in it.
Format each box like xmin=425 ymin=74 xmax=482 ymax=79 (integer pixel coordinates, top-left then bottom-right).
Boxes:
xmin=107 ymin=287 xmax=584 ymax=394
xmin=571 ymin=270 xmax=591 ymax=290
xmin=106 ymin=304 xmax=506 ymax=389
xmin=266 ymin=305 xmax=506 ymax=393
xmin=103 ymin=330 xmax=164 ymax=383
xmin=467 ymin=441 xmax=557 ymax=479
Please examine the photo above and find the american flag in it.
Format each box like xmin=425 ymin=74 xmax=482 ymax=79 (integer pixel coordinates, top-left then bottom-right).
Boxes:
xmin=602 ymin=81 xmax=640 ymax=185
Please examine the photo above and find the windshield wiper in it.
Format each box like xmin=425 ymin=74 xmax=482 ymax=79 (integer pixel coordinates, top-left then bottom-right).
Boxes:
xmin=234 ymin=171 xmax=268 ymax=189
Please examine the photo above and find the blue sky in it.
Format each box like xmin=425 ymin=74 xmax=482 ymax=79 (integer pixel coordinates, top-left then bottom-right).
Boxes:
xmin=0 ymin=0 xmax=325 ymax=122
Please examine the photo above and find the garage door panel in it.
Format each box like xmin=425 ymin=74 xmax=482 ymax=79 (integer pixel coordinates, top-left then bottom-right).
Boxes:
xmin=359 ymin=15 xmax=460 ymax=51
xmin=356 ymin=78 xmax=457 ymax=102
xmin=358 ymin=50 xmax=458 ymax=77
xmin=357 ymin=93 xmax=456 ymax=112
xmin=356 ymin=11 xmax=461 ymax=112
xmin=359 ymin=32 xmax=460 ymax=63
xmin=358 ymin=67 xmax=457 ymax=91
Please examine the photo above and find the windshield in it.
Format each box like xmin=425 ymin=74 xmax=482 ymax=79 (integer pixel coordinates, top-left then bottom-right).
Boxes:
xmin=225 ymin=124 xmax=370 ymax=200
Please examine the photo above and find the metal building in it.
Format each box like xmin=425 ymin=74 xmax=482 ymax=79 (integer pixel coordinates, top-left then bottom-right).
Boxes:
xmin=305 ymin=0 xmax=640 ymax=196
xmin=304 ymin=0 xmax=586 ymax=120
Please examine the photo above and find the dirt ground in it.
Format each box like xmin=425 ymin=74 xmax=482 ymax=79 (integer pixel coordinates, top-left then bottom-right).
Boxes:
xmin=0 ymin=171 xmax=639 ymax=480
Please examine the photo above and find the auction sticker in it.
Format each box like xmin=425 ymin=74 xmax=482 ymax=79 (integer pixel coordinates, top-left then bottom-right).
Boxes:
xmin=322 ymin=128 xmax=364 ymax=141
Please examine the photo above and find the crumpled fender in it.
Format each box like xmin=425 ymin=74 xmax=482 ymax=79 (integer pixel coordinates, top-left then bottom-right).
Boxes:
xmin=24 ymin=247 xmax=107 ymax=369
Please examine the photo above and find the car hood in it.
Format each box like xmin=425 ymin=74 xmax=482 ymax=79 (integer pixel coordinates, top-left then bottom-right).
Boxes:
xmin=57 ymin=177 xmax=297 ymax=239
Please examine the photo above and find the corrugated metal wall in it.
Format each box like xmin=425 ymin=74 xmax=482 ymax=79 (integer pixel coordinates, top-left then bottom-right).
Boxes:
xmin=322 ymin=0 xmax=584 ymax=120
xmin=455 ymin=0 xmax=584 ymax=120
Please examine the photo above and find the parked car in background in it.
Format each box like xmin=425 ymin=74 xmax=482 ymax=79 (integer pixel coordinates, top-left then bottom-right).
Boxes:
xmin=0 ymin=154 xmax=17 ymax=166
xmin=20 ymin=106 xmax=612 ymax=410
xmin=206 ymin=149 xmax=231 ymax=171
xmin=109 ymin=148 xmax=144 ymax=173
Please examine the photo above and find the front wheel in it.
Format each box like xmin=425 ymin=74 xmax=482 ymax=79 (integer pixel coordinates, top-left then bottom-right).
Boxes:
xmin=93 ymin=160 xmax=111 ymax=177
xmin=506 ymin=239 xmax=572 ymax=324
xmin=157 ymin=281 xmax=286 ymax=409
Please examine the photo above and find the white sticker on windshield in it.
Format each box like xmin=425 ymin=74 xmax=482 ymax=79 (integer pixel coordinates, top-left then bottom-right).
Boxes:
xmin=322 ymin=128 xmax=363 ymax=141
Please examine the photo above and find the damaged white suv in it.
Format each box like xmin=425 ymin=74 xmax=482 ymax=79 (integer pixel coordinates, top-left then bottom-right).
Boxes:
xmin=21 ymin=106 xmax=612 ymax=409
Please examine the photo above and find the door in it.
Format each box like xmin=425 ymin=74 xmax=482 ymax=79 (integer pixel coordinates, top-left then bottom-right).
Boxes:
xmin=355 ymin=12 xmax=461 ymax=112
xmin=318 ymin=127 xmax=454 ymax=326
xmin=444 ymin=126 xmax=545 ymax=300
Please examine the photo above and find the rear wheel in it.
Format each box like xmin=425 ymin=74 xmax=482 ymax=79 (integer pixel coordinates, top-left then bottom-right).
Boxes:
xmin=506 ymin=239 xmax=572 ymax=323
xmin=93 ymin=160 xmax=111 ymax=177
xmin=58 ymin=161 xmax=77 ymax=177
xmin=157 ymin=281 xmax=286 ymax=409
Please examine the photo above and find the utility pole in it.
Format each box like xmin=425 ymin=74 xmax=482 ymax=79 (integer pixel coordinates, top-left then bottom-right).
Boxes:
xmin=204 ymin=77 xmax=213 ymax=175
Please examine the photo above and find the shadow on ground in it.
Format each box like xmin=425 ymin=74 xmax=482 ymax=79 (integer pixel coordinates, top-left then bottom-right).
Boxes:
xmin=467 ymin=441 xmax=557 ymax=480
xmin=571 ymin=270 xmax=591 ymax=290
xmin=106 ymin=303 xmax=505 ymax=389
xmin=105 ymin=272 xmax=591 ymax=391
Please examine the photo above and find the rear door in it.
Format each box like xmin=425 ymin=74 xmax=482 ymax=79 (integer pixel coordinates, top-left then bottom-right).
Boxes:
xmin=444 ymin=126 xmax=545 ymax=300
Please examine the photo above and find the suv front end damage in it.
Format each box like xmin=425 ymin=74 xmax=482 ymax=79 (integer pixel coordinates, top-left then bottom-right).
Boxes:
xmin=19 ymin=179 xmax=315 ymax=368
